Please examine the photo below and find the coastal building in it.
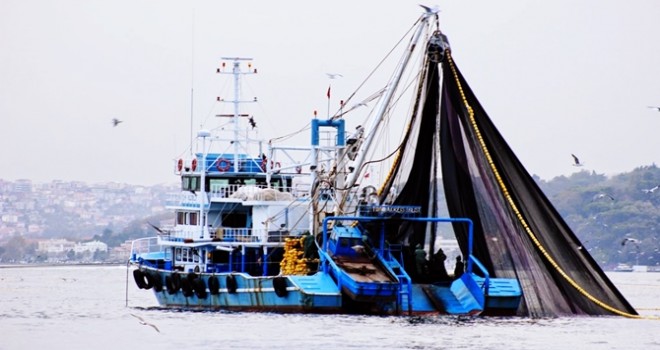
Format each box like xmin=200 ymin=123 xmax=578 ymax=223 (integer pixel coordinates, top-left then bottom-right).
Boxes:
xmin=37 ymin=238 xmax=76 ymax=254
xmin=73 ymin=240 xmax=108 ymax=254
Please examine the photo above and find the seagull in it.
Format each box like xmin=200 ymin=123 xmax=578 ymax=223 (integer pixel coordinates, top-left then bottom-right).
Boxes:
xmin=112 ymin=118 xmax=123 ymax=127
xmin=592 ymin=193 xmax=614 ymax=201
xmin=130 ymin=314 xmax=160 ymax=333
xmin=571 ymin=154 xmax=583 ymax=167
xmin=419 ymin=4 xmax=441 ymax=14
xmin=326 ymin=73 xmax=343 ymax=79
xmin=642 ymin=185 xmax=659 ymax=193
xmin=621 ymin=237 xmax=640 ymax=246
xmin=647 ymin=106 xmax=660 ymax=112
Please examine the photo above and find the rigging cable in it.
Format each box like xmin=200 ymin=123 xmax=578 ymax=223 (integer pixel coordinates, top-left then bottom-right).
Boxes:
xmin=330 ymin=16 xmax=422 ymax=121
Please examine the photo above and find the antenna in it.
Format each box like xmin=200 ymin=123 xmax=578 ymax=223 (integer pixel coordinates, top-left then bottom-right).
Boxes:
xmin=216 ymin=57 xmax=257 ymax=172
xmin=189 ymin=10 xmax=196 ymax=157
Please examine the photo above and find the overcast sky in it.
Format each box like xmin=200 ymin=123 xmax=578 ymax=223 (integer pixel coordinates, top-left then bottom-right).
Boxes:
xmin=2 ymin=0 xmax=660 ymax=186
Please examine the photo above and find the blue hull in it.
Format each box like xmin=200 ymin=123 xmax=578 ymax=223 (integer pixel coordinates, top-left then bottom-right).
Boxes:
xmin=133 ymin=267 xmax=520 ymax=316
xmin=145 ymin=270 xmax=343 ymax=313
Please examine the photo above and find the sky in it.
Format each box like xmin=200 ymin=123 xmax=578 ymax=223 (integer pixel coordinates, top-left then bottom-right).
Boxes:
xmin=2 ymin=0 xmax=660 ymax=186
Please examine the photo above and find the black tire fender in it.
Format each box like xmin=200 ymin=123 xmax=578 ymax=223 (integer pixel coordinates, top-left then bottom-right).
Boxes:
xmin=273 ymin=276 xmax=288 ymax=297
xmin=180 ymin=277 xmax=194 ymax=297
xmin=208 ymin=276 xmax=220 ymax=295
xmin=187 ymin=272 xmax=198 ymax=282
xmin=166 ymin=272 xmax=181 ymax=294
xmin=193 ymin=277 xmax=208 ymax=299
xmin=133 ymin=269 xmax=146 ymax=289
xmin=151 ymin=271 xmax=163 ymax=292
xmin=141 ymin=270 xmax=154 ymax=290
xmin=226 ymin=274 xmax=237 ymax=294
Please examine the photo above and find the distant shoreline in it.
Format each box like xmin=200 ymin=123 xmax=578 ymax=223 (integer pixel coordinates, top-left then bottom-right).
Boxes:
xmin=0 ymin=262 xmax=125 ymax=269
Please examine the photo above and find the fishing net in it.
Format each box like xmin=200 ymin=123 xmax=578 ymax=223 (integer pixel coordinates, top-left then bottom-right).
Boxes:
xmin=379 ymin=32 xmax=636 ymax=316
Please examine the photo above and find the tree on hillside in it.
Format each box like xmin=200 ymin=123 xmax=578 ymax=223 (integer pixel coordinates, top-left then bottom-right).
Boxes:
xmin=0 ymin=236 xmax=32 ymax=262
xmin=539 ymin=166 xmax=660 ymax=267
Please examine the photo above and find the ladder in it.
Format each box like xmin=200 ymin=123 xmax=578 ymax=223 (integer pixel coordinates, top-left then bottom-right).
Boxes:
xmin=386 ymin=243 xmax=412 ymax=315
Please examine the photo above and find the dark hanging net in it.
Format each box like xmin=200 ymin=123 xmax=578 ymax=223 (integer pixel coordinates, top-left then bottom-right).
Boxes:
xmin=375 ymin=31 xmax=635 ymax=316
xmin=438 ymin=52 xmax=637 ymax=317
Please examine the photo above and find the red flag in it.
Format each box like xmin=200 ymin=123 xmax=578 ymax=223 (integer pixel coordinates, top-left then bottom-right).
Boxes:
xmin=326 ymin=85 xmax=331 ymax=99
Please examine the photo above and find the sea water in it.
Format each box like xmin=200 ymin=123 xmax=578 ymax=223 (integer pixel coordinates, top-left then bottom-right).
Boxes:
xmin=0 ymin=265 xmax=658 ymax=350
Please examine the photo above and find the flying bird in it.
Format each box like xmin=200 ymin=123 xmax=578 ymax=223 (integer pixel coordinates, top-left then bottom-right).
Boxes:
xmin=647 ymin=106 xmax=660 ymax=112
xmin=571 ymin=154 xmax=583 ymax=167
xmin=642 ymin=185 xmax=659 ymax=193
xmin=419 ymin=4 xmax=441 ymax=14
xmin=592 ymin=193 xmax=614 ymax=201
xmin=326 ymin=73 xmax=343 ymax=79
xmin=130 ymin=313 xmax=160 ymax=333
xmin=112 ymin=118 xmax=123 ymax=127
xmin=621 ymin=237 xmax=640 ymax=246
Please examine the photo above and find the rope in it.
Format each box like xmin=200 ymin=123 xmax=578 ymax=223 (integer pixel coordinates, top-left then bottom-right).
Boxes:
xmin=377 ymin=62 xmax=429 ymax=197
xmin=445 ymin=52 xmax=658 ymax=320
xmin=125 ymin=259 xmax=130 ymax=308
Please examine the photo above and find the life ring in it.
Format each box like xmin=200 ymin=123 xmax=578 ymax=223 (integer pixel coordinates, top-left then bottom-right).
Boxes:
xmin=150 ymin=271 xmax=163 ymax=292
xmin=166 ymin=272 xmax=181 ymax=294
xmin=177 ymin=158 xmax=184 ymax=172
xmin=226 ymin=274 xmax=238 ymax=294
xmin=216 ymin=158 xmax=231 ymax=172
xmin=208 ymin=276 xmax=220 ymax=295
xmin=272 ymin=276 xmax=288 ymax=297
xmin=261 ymin=159 xmax=282 ymax=173
xmin=193 ymin=277 xmax=208 ymax=299
xmin=191 ymin=158 xmax=198 ymax=171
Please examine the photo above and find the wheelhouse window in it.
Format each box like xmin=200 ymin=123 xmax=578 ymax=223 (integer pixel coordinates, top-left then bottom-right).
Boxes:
xmin=242 ymin=178 xmax=257 ymax=186
xmin=182 ymin=175 xmax=200 ymax=192
xmin=270 ymin=179 xmax=282 ymax=191
xmin=209 ymin=179 xmax=229 ymax=193
xmin=222 ymin=212 xmax=247 ymax=228
xmin=175 ymin=248 xmax=182 ymax=261
xmin=176 ymin=210 xmax=200 ymax=225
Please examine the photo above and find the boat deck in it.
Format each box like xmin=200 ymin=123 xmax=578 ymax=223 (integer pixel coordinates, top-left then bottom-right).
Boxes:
xmin=332 ymin=255 xmax=396 ymax=283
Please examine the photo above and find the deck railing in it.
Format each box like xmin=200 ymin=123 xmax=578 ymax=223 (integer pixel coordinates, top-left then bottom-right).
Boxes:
xmin=130 ymin=237 xmax=160 ymax=254
xmin=166 ymin=183 xmax=312 ymax=207
xmin=129 ymin=237 xmax=167 ymax=263
xmin=158 ymin=227 xmax=301 ymax=243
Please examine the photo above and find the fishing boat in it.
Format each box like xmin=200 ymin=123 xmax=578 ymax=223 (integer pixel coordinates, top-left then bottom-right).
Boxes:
xmin=647 ymin=266 xmax=660 ymax=273
xmin=613 ymin=263 xmax=634 ymax=272
xmin=128 ymin=7 xmax=637 ymax=318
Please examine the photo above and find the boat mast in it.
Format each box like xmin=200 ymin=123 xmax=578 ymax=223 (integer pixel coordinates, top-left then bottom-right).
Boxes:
xmin=194 ymin=57 xmax=255 ymax=239
xmin=337 ymin=13 xmax=435 ymax=212
xmin=218 ymin=57 xmax=256 ymax=172
xmin=198 ymin=129 xmax=210 ymax=239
